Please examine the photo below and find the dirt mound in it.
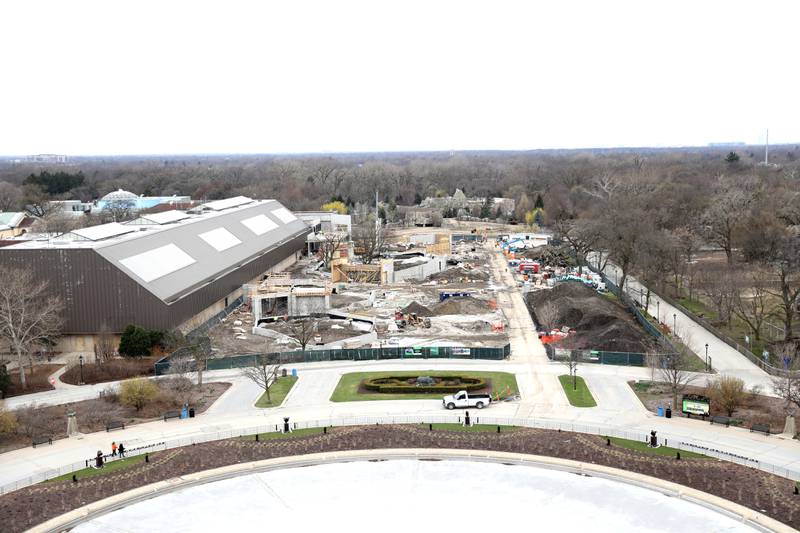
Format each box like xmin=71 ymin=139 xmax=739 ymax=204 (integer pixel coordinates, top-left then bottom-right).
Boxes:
xmin=432 ymin=296 xmax=491 ymax=316
xmin=526 ymin=282 xmax=653 ymax=353
xmin=402 ymin=301 xmax=434 ymax=317
xmin=428 ymin=266 xmax=489 ymax=282
xmin=519 ymin=244 xmax=572 ymax=266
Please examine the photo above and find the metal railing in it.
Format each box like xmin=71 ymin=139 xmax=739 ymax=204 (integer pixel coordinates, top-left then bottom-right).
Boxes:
xmin=2 ymin=413 xmax=798 ymax=496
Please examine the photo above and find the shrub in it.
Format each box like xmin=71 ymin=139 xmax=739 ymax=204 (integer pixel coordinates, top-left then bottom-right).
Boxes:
xmin=0 ymin=408 xmax=17 ymax=435
xmin=0 ymin=365 xmax=10 ymax=399
xmin=709 ymin=375 xmax=746 ymax=417
xmin=119 ymin=324 xmax=163 ymax=357
xmin=119 ymin=378 xmax=160 ymax=411
xmin=363 ymin=375 xmax=486 ymax=394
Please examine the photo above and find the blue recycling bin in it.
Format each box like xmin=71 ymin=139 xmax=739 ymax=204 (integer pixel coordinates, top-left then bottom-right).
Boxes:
xmin=291 ymin=368 xmax=297 ymax=377
xmin=657 ymin=406 xmax=664 ymax=417
xmin=181 ymin=406 xmax=188 ymax=419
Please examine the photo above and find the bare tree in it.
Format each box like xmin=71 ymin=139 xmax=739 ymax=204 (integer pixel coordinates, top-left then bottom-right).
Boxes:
xmin=94 ymin=324 xmax=117 ymax=364
xmin=535 ymin=301 xmax=559 ymax=330
xmin=554 ymin=218 xmax=598 ymax=275
xmin=0 ymin=268 xmax=63 ymax=389
xmin=351 ymin=214 xmax=385 ymax=264
xmin=696 ymin=266 xmax=737 ymax=325
xmin=700 ymin=180 xmax=756 ymax=265
xmin=240 ymin=354 xmax=282 ymax=404
xmin=732 ymin=271 xmax=773 ymax=342
xmin=100 ymin=199 xmax=136 ymax=223
xmin=0 ymin=181 xmax=23 ymax=212
xmin=189 ymin=339 xmax=211 ymax=386
xmin=771 ymin=343 xmax=800 ymax=412
xmin=33 ymin=211 xmax=81 ymax=238
xmin=764 ymin=227 xmax=800 ymax=341
xmin=165 ymin=355 xmax=195 ymax=404
xmin=562 ymin=348 xmax=580 ymax=390
xmin=657 ymin=343 xmax=697 ymax=411
xmin=318 ymin=232 xmax=349 ymax=269
xmin=287 ymin=317 xmax=318 ymax=351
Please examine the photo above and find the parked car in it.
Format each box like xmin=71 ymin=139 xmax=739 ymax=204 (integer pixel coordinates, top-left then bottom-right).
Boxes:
xmin=442 ymin=390 xmax=492 ymax=409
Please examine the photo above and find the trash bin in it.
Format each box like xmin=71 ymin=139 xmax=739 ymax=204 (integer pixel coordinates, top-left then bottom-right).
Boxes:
xmin=665 ymin=406 xmax=672 ymax=419
xmin=657 ymin=406 xmax=664 ymax=417
xmin=281 ymin=368 xmax=287 ymax=377
xmin=189 ymin=407 xmax=195 ymax=418
xmin=291 ymin=368 xmax=297 ymax=377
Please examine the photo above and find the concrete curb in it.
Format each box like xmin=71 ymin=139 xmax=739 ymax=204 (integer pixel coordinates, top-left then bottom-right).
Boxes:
xmin=28 ymin=448 xmax=792 ymax=533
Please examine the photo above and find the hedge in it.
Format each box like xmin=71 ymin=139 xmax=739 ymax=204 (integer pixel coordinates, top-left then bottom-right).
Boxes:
xmin=363 ymin=375 xmax=486 ymax=394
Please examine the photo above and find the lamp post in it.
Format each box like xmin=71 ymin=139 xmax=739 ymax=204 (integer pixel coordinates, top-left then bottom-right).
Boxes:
xmin=705 ymin=343 xmax=709 ymax=372
xmin=78 ymin=355 xmax=84 ymax=386
xmin=656 ymin=301 xmax=660 ymax=323
xmin=672 ymin=313 xmax=677 ymax=333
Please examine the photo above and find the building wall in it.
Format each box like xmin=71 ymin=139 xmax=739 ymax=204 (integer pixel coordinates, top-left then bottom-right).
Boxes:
xmin=391 ymin=256 xmax=446 ymax=282
xmin=0 ymin=233 xmax=308 ymax=335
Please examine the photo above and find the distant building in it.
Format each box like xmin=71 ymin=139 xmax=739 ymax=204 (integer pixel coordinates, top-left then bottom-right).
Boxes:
xmin=0 ymin=212 xmax=34 ymax=238
xmin=49 ymin=200 xmax=93 ymax=217
xmin=421 ymin=189 xmax=515 ymax=217
xmin=94 ymin=189 xmax=192 ymax=213
xmin=25 ymin=154 xmax=68 ymax=164
xmin=0 ymin=197 xmax=309 ymax=352
xmin=295 ymin=211 xmax=352 ymax=235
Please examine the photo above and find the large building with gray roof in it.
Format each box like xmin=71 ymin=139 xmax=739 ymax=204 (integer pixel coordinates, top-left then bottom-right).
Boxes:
xmin=0 ymin=197 xmax=309 ymax=352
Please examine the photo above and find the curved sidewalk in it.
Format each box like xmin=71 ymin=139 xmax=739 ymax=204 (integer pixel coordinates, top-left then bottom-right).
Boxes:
xmin=30 ymin=448 xmax=792 ymax=533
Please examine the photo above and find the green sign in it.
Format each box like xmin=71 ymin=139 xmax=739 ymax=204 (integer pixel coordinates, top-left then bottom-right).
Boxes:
xmin=682 ymin=398 xmax=709 ymax=416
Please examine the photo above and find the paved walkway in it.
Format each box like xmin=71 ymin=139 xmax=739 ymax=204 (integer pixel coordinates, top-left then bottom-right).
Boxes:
xmin=595 ymin=256 xmax=774 ymax=393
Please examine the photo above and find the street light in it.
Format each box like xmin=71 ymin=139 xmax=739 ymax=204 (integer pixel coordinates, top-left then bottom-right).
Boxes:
xmin=705 ymin=343 xmax=709 ymax=372
xmin=78 ymin=355 xmax=84 ymax=386
xmin=656 ymin=301 xmax=660 ymax=323
xmin=673 ymin=313 xmax=677 ymax=333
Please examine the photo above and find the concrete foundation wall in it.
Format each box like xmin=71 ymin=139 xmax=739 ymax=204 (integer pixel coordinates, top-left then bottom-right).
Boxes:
xmin=290 ymin=294 xmax=329 ymax=316
xmin=392 ymin=256 xmax=446 ymax=282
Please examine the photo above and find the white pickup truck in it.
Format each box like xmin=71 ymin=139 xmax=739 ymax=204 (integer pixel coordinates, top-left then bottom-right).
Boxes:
xmin=442 ymin=390 xmax=492 ymax=410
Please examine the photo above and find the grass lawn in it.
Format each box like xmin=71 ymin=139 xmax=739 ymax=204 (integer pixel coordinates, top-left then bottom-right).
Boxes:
xmin=421 ymin=423 xmax=518 ymax=433
xmin=47 ymin=454 xmax=147 ymax=482
xmin=330 ymin=370 xmax=519 ymax=402
xmin=558 ymin=375 xmax=597 ymax=407
xmin=245 ymin=427 xmax=327 ymax=440
xmin=605 ymin=436 xmax=708 ymax=459
xmin=255 ymin=376 xmax=298 ymax=408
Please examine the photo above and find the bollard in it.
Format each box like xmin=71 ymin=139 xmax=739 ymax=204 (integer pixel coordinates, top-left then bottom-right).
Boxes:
xmin=676 ymin=452 xmax=681 ymax=460
xmin=665 ymin=439 xmax=668 ymax=447
xmin=255 ymin=434 xmax=259 ymax=442
xmin=323 ymin=427 xmax=327 ymax=434
xmin=429 ymin=424 xmax=433 ymax=431
xmin=145 ymin=454 xmax=149 ymax=463
xmin=283 ymin=417 xmax=290 ymax=434
xmin=497 ymin=425 xmax=501 ymax=433
xmin=464 ymin=411 xmax=471 ymax=427
xmin=607 ymin=438 xmax=611 ymax=446
xmin=72 ymin=474 xmax=77 ymax=483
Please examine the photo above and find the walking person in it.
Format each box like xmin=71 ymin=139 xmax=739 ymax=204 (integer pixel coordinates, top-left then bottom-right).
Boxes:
xmin=111 ymin=441 xmax=117 ymax=457
xmin=118 ymin=442 xmax=126 ymax=458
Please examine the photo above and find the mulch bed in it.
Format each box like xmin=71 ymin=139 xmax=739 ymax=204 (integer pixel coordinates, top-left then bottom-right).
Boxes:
xmin=355 ymin=378 xmax=493 ymax=396
xmin=2 ymin=425 xmax=799 ymax=531
xmin=3 ymin=364 xmax=63 ymax=398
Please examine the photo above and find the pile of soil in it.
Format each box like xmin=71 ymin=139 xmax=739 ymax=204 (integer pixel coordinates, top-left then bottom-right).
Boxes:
xmin=526 ymin=282 xmax=652 ymax=353
xmin=519 ymin=244 xmax=573 ymax=266
xmin=401 ymin=301 xmax=433 ymax=317
xmin=432 ymin=296 xmax=492 ymax=316
xmin=428 ymin=266 xmax=489 ymax=282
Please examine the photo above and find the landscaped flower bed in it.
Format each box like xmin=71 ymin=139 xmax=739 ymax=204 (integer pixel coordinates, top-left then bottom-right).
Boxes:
xmin=363 ymin=375 xmax=486 ymax=394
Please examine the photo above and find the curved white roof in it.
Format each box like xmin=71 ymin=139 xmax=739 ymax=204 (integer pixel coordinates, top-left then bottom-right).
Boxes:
xmin=101 ymin=189 xmax=139 ymax=202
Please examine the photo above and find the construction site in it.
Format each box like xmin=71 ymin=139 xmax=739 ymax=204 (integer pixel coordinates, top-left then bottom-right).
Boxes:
xmin=206 ymin=227 xmax=509 ymax=356
xmin=511 ymin=242 xmax=657 ymax=355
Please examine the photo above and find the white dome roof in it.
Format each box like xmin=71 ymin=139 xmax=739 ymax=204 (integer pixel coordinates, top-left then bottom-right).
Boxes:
xmin=101 ymin=189 xmax=138 ymax=202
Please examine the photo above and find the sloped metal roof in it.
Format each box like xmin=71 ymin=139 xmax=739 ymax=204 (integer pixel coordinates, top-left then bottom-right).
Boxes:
xmin=129 ymin=210 xmax=191 ymax=225
xmin=70 ymin=222 xmax=136 ymax=241
xmin=94 ymin=200 xmax=308 ymax=303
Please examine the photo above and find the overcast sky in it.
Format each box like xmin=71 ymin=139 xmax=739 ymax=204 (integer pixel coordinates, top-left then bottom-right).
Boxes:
xmin=1 ymin=0 xmax=797 ymax=156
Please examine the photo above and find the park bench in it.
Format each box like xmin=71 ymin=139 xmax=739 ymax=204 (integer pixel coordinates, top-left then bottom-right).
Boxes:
xmin=750 ymin=423 xmax=770 ymax=436
xmin=32 ymin=436 xmax=52 ymax=448
xmin=106 ymin=420 xmax=125 ymax=432
xmin=163 ymin=410 xmax=182 ymax=422
xmin=710 ymin=415 xmax=730 ymax=427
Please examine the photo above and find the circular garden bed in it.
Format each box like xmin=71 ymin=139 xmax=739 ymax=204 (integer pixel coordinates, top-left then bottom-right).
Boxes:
xmin=363 ymin=375 xmax=486 ymax=394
